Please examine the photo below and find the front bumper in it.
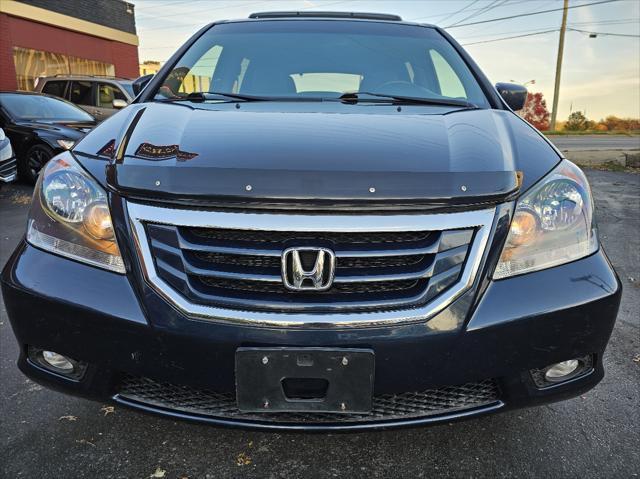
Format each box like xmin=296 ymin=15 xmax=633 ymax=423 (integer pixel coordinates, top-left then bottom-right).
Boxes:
xmin=1 ymin=241 xmax=621 ymax=430
xmin=0 ymin=140 xmax=17 ymax=183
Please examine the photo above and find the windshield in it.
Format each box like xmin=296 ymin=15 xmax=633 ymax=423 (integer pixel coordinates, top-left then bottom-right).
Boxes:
xmin=154 ymin=21 xmax=489 ymax=106
xmin=0 ymin=94 xmax=94 ymax=122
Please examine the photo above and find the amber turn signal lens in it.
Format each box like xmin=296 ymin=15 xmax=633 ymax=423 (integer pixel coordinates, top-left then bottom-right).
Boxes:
xmin=83 ymin=202 xmax=115 ymax=240
xmin=508 ymin=210 xmax=538 ymax=247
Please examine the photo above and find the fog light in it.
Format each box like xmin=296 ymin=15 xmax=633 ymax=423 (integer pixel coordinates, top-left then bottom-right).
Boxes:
xmin=530 ymin=354 xmax=593 ymax=388
xmin=42 ymin=351 xmax=74 ymax=372
xmin=544 ymin=360 xmax=579 ymax=381
xmin=27 ymin=346 xmax=87 ymax=380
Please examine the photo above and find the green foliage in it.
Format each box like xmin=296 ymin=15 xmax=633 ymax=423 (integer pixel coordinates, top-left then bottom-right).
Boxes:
xmin=565 ymin=111 xmax=594 ymax=131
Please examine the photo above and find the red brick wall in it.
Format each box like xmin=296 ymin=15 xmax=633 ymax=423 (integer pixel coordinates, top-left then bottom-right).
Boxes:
xmin=0 ymin=14 xmax=17 ymax=90
xmin=0 ymin=13 xmax=139 ymax=90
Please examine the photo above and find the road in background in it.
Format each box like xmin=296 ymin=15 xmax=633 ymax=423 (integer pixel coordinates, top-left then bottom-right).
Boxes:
xmin=548 ymin=135 xmax=640 ymax=151
xmin=1 ymin=170 xmax=638 ymax=478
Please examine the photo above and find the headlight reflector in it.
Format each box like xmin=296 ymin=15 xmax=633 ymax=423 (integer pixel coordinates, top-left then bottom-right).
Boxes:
xmin=26 ymin=153 xmax=125 ymax=273
xmin=494 ymin=160 xmax=597 ymax=279
xmin=56 ymin=139 xmax=75 ymax=150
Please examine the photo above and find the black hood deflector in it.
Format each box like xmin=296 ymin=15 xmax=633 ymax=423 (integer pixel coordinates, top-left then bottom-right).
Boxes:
xmin=80 ymin=102 xmax=528 ymax=206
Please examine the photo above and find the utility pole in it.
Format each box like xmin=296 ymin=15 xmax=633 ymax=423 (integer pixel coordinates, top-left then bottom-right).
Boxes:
xmin=550 ymin=0 xmax=569 ymax=131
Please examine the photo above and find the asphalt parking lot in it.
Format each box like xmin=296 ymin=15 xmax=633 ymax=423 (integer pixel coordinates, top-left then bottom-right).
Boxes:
xmin=0 ymin=169 xmax=638 ymax=478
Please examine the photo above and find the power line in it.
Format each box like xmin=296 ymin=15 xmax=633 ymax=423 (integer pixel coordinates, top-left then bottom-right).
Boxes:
xmin=461 ymin=29 xmax=559 ymax=45
xmin=461 ymin=25 xmax=640 ymax=45
xmin=437 ymin=0 xmax=481 ymax=24
xmin=408 ymin=0 xmax=531 ymax=22
xmin=447 ymin=0 xmax=509 ymax=28
xmin=137 ymin=0 xmax=352 ymax=31
xmin=135 ymin=0 xmax=213 ymax=11
xmin=456 ymin=18 xmax=639 ymax=40
xmin=568 ymin=27 xmax=640 ymax=37
xmin=447 ymin=0 xmax=623 ymax=29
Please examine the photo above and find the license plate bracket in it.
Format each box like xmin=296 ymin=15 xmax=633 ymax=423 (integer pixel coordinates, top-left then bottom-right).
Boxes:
xmin=235 ymin=347 xmax=374 ymax=413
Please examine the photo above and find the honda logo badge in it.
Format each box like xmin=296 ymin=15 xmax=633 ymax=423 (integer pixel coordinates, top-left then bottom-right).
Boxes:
xmin=281 ymin=247 xmax=336 ymax=291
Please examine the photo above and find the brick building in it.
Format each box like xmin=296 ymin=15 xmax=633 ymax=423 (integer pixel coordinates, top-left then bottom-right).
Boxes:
xmin=0 ymin=0 xmax=139 ymax=91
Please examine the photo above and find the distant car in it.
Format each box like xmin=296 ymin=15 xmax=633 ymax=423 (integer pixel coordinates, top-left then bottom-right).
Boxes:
xmin=0 ymin=92 xmax=96 ymax=183
xmin=0 ymin=127 xmax=17 ymax=189
xmin=34 ymin=75 xmax=134 ymax=122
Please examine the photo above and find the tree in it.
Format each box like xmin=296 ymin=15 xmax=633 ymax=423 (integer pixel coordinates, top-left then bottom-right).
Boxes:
xmin=600 ymin=115 xmax=640 ymax=131
xmin=519 ymin=92 xmax=550 ymax=131
xmin=564 ymin=111 xmax=593 ymax=131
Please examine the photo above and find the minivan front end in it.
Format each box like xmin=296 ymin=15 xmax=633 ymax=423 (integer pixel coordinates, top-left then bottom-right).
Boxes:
xmin=1 ymin=14 xmax=621 ymax=430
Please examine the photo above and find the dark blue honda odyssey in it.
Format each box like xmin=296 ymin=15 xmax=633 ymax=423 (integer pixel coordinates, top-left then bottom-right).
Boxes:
xmin=1 ymin=12 xmax=621 ymax=430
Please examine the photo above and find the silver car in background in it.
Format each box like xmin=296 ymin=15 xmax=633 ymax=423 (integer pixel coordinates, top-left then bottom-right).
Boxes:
xmin=0 ymin=128 xmax=17 ymax=189
xmin=34 ymin=75 xmax=133 ymax=122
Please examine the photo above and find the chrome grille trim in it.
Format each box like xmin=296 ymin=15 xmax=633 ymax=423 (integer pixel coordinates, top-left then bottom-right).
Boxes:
xmin=128 ymin=202 xmax=496 ymax=328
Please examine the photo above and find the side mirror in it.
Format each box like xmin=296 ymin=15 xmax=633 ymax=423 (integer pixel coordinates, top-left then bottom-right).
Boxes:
xmin=495 ymin=82 xmax=528 ymax=111
xmin=112 ymin=98 xmax=127 ymax=109
xmin=132 ymin=74 xmax=154 ymax=96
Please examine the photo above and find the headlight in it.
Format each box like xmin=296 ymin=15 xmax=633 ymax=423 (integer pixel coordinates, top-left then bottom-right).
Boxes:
xmin=26 ymin=152 xmax=125 ymax=273
xmin=56 ymin=139 xmax=75 ymax=150
xmin=0 ymin=128 xmax=5 ymax=141
xmin=494 ymin=160 xmax=598 ymax=279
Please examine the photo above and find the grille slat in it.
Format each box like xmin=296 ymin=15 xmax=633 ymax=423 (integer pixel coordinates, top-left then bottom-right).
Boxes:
xmin=145 ymin=224 xmax=474 ymax=313
xmin=118 ymin=375 xmax=500 ymax=424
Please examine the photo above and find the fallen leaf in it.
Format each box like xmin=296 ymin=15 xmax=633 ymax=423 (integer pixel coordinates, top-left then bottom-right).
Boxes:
xmin=76 ymin=439 xmax=96 ymax=447
xmin=59 ymin=415 xmax=77 ymax=422
xmin=150 ymin=467 xmax=166 ymax=478
xmin=100 ymin=406 xmax=115 ymax=416
xmin=236 ymin=452 xmax=252 ymax=466
xmin=633 ymin=354 xmax=640 ymax=363
xmin=11 ymin=194 xmax=31 ymax=205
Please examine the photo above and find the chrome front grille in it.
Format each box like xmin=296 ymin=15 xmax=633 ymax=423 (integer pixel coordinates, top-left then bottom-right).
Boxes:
xmin=128 ymin=204 xmax=496 ymax=327
xmin=145 ymin=223 xmax=474 ymax=313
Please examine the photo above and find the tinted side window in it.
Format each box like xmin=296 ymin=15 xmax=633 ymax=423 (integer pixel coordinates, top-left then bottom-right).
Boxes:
xmin=97 ymin=83 xmax=126 ymax=108
xmin=41 ymin=81 xmax=67 ymax=99
xmin=70 ymin=81 xmax=95 ymax=106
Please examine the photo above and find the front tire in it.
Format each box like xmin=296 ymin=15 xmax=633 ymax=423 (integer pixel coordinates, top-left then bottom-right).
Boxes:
xmin=19 ymin=144 xmax=54 ymax=184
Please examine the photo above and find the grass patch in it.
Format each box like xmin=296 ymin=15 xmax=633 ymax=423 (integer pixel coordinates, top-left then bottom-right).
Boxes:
xmin=544 ymin=130 xmax=640 ymax=136
xmin=581 ymin=161 xmax=640 ymax=173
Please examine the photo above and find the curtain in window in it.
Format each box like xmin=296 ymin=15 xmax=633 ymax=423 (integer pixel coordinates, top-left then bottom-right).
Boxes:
xmin=12 ymin=47 xmax=116 ymax=91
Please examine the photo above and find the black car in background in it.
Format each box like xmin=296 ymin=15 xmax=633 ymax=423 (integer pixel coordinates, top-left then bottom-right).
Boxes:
xmin=1 ymin=12 xmax=621 ymax=430
xmin=0 ymin=92 xmax=96 ymax=183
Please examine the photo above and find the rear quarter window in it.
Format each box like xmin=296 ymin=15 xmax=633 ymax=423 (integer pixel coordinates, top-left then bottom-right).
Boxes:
xmin=41 ymin=81 xmax=67 ymax=99
xmin=70 ymin=81 xmax=95 ymax=106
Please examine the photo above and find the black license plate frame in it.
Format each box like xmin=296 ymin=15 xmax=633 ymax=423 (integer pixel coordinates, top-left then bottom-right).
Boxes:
xmin=235 ymin=347 xmax=375 ymax=413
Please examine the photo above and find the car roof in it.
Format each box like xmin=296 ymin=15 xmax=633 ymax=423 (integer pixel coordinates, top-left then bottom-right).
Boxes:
xmin=238 ymin=11 xmax=435 ymax=28
xmin=39 ymin=75 xmax=133 ymax=83
xmin=0 ymin=91 xmax=50 ymax=96
xmin=0 ymin=90 xmax=84 ymax=103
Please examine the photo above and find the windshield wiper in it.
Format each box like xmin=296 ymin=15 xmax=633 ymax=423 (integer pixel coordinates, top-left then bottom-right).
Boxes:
xmin=157 ymin=92 xmax=330 ymax=103
xmin=338 ymin=91 xmax=477 ymax=108
xmin=157 ymin=91 xmax=270 ymax=103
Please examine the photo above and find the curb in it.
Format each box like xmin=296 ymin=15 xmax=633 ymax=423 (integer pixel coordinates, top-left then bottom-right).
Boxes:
xmin=561 ymin=150 xmax=640 ymax=167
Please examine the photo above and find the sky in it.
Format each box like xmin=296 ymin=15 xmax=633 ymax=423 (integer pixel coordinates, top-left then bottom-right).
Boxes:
xmin=132 ymin=0 xmax=640 ymax=121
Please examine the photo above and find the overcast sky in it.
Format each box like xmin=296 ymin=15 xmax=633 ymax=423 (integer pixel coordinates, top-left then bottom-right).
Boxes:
xmin=133 ymin=0 xmax=640 ymax=121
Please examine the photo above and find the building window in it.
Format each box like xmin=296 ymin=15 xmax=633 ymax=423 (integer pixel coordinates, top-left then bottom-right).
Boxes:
xmin=12 ymin=47 xmax=115 ymax=91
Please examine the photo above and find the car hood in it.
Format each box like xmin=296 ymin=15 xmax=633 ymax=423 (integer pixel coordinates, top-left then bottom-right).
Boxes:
xmin=74 ymin=102 xmax=561 ymax=207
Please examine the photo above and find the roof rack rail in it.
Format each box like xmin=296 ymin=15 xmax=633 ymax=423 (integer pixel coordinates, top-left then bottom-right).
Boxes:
xmin=248 ymin=11 xmax=402 ymax=21
xmin=52 ymin=74 xmax=132 ymax=81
